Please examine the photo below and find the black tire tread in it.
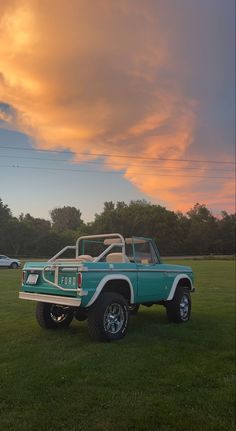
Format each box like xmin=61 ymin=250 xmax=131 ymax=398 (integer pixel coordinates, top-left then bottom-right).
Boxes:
xmin=166 ymin=287 xmax=191 ymax=323
xmin=87 ymin=292 xmax=129 ymax=342
xmin=35 ymin=302 xmax=73 ymax=329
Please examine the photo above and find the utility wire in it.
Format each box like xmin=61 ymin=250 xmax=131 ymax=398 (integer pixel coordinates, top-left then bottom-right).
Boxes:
xmin=0 ymin=145 xmax=235 ymax=165
xmin=0 ymin=164 xmax=234 ymax=179
xmin=0 ymin=154 xmax=234 ymax=172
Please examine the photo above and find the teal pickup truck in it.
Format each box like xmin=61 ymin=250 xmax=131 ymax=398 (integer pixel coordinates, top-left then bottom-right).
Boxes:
xmin=19 ymin=233 xmax=194 ymax=342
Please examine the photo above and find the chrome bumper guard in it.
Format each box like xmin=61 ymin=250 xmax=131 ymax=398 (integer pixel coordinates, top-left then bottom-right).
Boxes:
xmin=19 ymin=292 xmax=82 ymax=307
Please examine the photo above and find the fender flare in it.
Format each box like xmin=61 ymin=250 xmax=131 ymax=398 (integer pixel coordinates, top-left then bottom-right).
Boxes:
xmin=166 ymin=274 xmax=194 ymax=301
xmin=86 ymin=274 xmax=135 ymax=307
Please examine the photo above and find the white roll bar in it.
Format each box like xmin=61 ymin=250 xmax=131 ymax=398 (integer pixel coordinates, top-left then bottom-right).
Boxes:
xmin=48 ymin=246 xmax=76 ymax=262
xmin=40 ymin=234 xmax=127 ymax=292
xmin=76 ymin=233 xmax=126 ymax=262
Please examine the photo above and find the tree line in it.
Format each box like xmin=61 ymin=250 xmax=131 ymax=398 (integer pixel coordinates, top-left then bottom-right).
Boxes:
xmin=0 ymin=198 xmax=235 ymax=257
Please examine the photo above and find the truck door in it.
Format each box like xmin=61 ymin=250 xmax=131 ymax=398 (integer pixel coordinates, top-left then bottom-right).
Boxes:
xmin=134 ymin=240 xmax=167 ymax=301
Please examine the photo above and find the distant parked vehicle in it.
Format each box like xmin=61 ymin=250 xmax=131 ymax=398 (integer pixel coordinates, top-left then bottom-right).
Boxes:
xmin=0 ymin=255 xmax=21 ymax=269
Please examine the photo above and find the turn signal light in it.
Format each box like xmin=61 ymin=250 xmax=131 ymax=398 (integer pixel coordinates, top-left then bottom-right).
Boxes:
xmin=78 ymin=272 xmax=83 ymax=288
xmin=22 ymin=271 xmax=26 ymax=284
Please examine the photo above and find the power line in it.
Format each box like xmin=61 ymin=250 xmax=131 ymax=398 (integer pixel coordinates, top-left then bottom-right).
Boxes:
xmin=0 ymin=154 xmax=234 ymax=172
xmin=0 ymin=145 xmax=235 ymax=165
xmin=0 ymin=164 xmax=234 ymax=179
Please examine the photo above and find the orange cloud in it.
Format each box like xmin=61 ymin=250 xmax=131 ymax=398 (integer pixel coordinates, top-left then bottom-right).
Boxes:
xmin=0 ymin=0 xmax=234 ymax=212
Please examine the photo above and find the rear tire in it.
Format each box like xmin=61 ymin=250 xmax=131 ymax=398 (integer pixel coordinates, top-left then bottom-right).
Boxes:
xmin=35 ymin=302 xmax=74 ymax=329
xmin=166 ymin=287 xmax=191 ymax=323
xmin=87 ymin=292 xmax=129 ymax=342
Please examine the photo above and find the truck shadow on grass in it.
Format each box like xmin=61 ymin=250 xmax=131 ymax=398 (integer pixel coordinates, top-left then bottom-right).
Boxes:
xmin=52 ymin=307 xmax=195 ymax=343
xmin=33 ymin=306 xmax=224 ymax=349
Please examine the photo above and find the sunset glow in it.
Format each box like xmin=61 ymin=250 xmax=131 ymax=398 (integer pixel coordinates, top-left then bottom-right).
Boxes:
xmin=0 ymin=0 xmax=234 ymax=217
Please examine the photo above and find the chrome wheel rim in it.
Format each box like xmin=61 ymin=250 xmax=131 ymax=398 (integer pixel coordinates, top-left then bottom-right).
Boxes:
xmin=104 ymin=303 xmax=125 ymax=334
xmin=50 ymin=305 xmax=69 ymax=323
xmin=180 ymin=294 xmax=189 ymax=320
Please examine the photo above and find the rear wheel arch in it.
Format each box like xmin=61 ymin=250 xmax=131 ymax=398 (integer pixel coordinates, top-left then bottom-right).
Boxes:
xmin=86 ymin=275 xmax=134 ymax=307
xmin=103 ymin=280 xmax=140 ymax=315
xmin=103 ymin=279 xmax=131 ymax=304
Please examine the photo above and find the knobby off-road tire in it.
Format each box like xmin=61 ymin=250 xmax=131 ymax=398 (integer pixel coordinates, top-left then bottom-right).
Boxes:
xmin=166 ymin=287 xmax=191 ymax=323
xmin=87 ymin=292 xmax=129 ymax=342
xmin=35 ymin=302 xmax=74 ymax=329
xmin=128 ymin=304 xmax=140 ymax=315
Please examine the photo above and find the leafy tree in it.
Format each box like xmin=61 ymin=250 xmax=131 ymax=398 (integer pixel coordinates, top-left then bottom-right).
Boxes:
xmin=19 ymin=213 xmax=50 ymax=230
xmin=16 ymin=213 xmax=51 ymax=256
xmin=0 ymin=198 xmax=13 ymax=252
xmin=92 ymin=200 xmax=183 ymax=255
xmin=3 ymin=219 xmax=34 ymax=256
xmin=0 ymin=198 xmax=12 ymax=224
xmin=34 ymin=231 xmax=67 ymax=258
xmin=217 ymin=211 xmax=236 ymax=254
xmin=0 ymin=197 xmax=235 ymax=257
xmin=185 ymin=203 xmax=218 ymax=254
xmin=50 ymin=206 xmax=83 ymax=231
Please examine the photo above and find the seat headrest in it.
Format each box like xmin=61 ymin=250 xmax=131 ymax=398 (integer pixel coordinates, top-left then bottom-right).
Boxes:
xmin=106 ymin=253 xmax=129 ymax=263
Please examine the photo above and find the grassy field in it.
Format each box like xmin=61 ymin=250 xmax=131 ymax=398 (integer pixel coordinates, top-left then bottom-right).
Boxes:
xmin=0 ymin=260 xmax=235 ymax=431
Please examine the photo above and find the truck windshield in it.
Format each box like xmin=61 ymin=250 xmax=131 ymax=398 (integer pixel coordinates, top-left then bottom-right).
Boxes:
xmin=134 ymin=240 xmax=158 ymax=264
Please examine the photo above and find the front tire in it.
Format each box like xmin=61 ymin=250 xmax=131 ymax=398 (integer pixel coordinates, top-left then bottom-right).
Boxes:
xmin=166 ymin=287 xmax=191 ymax=323
xmin=35 ymin=302 xmax=74 ymax=329
xmin=87 ymin=292 xmax=129 ymax=342
xmin=10 ymin=262 xmax=18 ymax=269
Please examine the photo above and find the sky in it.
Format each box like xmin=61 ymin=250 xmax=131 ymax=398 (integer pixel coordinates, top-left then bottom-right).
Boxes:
xmin=0 ymin=0 xmax=235 ymax=222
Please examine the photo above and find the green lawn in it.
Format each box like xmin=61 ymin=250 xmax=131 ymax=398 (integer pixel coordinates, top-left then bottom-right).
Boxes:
xmin=0 ymin=260 xmax=235 ymax=431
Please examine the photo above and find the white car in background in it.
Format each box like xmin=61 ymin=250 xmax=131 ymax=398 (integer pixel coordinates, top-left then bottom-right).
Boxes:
xmin=0 ymin=255 xmax=21 ymax=269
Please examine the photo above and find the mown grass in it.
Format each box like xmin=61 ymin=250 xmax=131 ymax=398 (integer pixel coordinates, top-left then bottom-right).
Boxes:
xmin=0 ymin=260 xmax=235 ymax=431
